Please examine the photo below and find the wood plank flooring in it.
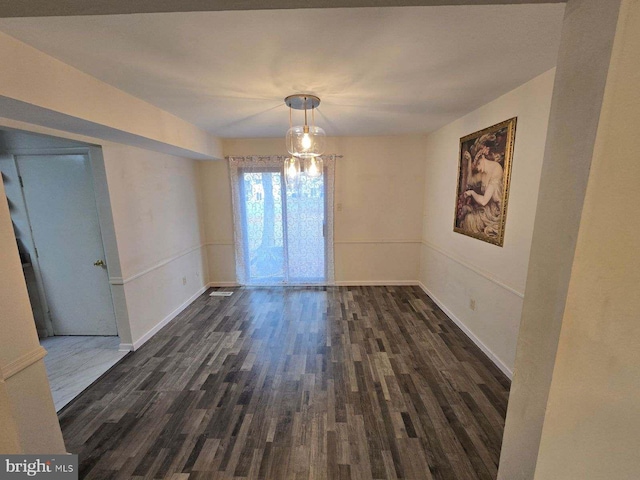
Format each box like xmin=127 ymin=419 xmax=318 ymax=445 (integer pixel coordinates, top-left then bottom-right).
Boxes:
xmin=59 ymin=286 xmax=510 ymax=480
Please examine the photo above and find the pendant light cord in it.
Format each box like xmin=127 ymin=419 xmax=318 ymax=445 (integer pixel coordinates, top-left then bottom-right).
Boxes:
xmin=304 ymin=96 xmax=308 ymax=128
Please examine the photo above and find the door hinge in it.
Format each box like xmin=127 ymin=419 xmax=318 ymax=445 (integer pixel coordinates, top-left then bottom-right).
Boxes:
xmin=18 ymin=175 xmax=24 ymax=188
xmin=34 ymin=246 xmax=39 ymax=258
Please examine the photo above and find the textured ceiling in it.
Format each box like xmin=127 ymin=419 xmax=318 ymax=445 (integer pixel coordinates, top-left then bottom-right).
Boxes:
xmin=0 ymin=5 xmax=565 ymax=137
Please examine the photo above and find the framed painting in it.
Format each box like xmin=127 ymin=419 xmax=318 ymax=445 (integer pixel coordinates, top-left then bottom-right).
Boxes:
xmin=453 ymin=117 xmax=517 ymax=246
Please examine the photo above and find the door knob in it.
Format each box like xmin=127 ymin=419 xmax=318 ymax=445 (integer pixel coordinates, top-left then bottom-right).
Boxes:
xmin=94 ymin=259 xmax=106 ymax=267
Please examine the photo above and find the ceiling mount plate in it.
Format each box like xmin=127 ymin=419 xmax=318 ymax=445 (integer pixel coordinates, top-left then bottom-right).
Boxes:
xmin=285 ymin=94 xmax=321 ymax=110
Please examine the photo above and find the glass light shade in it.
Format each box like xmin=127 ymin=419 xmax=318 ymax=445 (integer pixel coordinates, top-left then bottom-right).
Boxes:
xmin=304 ymin=156 xmax=323 ymax=178
xmin=286 ymin=125 xmax=326 ymax=157
xmin=284 ymin=156 xmax=300 ymax=186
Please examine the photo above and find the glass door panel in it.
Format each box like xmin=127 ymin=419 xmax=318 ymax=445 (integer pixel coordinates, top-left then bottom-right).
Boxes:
xmin=238 ymin=164 xmax=327 ymax=285
xmin=285 ymin=174 xmax=325 ymax=283
xmin=240 ymin=170 xmax=285 ymax=284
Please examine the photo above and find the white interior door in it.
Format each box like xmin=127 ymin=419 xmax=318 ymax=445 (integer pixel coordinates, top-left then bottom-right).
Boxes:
xmin=16 ymin=154 xmax=117 ymax=335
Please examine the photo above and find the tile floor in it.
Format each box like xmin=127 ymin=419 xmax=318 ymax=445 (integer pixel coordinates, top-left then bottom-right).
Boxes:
xmin=41 ymin=335 xmax=128 ymax=411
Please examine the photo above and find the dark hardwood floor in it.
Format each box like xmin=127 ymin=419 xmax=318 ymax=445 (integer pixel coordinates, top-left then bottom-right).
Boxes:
xmin=59 ymin=286 xmax=510 ymax=480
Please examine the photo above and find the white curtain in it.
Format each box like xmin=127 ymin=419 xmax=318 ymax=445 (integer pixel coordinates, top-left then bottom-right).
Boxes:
xmin=228 ymin=155 xmax=335 ymax=285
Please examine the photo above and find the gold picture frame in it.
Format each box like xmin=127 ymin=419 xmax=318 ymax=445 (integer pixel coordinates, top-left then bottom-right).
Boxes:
xmin=453 ymin=117 xmax=517 ymax=246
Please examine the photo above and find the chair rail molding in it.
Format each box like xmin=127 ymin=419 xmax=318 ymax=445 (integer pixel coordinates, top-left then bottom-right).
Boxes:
xmin=109 ymin=243 xmax=206 ymax=285
xmin=421 ymin=240 xmax=525 ymax=298
xmin=1 ymin=346 xmax=47 ymax=380
xmin=334 ymin=239 xmax=422 ymax=244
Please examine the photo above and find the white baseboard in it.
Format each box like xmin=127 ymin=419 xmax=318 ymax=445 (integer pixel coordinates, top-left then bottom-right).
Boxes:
xmin=208 ymin=281 xmax=419 ymax=287
xmin=36 ymin=328 xmax=50 ymax=339
xmin=207 ymin=282 xmax=240 ymax=287
xmin=119 ymin=284 xmax=208 ymax=352
xmin=417 ymin=281 xmax=513 ymax=379
xmin=334 ymin=280 xmax=419 ymax=286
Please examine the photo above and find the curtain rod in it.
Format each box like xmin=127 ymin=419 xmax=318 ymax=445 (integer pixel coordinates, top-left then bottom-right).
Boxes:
xmin=225 ymin=154 xmax=343 ymax=160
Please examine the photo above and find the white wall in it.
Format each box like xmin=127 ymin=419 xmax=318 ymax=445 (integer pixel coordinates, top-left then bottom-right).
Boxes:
xmin=419 ymin=69 xmax=556 ymax=376
xmin=499 ymin=0 xmax=626 ymax=476
xmin=533 ymin=0 xmax=640 ymax=477
xmin=0 ymin=177 xmax=66 ymax=453
xmin=0 ymin=376 xmax=21 ymax=453
xmin=101 ymin=144 xmax=208 ymax=348
xmin=199 ymin=159 xmax=236 ymax=285
xmin=331 ymin=136 xmax=425 ymax=284
xmin=202 ymin=135 xmax=426 ymax=285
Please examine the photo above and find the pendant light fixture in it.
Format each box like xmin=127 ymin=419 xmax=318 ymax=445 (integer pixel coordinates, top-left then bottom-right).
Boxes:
xmin=304 ymin=157 xmax=323 ymax=178
xmin=285 ymin=94 xmax=326 ymax=178
xmin=284 ymin=156 xmax=300 ymax=187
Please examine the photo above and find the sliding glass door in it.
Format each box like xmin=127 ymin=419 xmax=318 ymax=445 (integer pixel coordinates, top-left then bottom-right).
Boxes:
xmin=239 ymin=169 xmax=286 ymax=283
xmin=285 ymin=172 xmax=325 ymax=283
xmin=230 ymin=156 xmax=334 ymax=285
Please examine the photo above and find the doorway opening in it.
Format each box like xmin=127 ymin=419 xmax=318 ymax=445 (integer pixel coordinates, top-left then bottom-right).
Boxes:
xmin=0 ymin=129 xmax=126 ymax=411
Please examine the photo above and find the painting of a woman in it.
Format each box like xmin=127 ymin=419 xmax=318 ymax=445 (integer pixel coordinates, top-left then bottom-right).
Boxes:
xmin=454 ymin=118 xmax=517 ymax=246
